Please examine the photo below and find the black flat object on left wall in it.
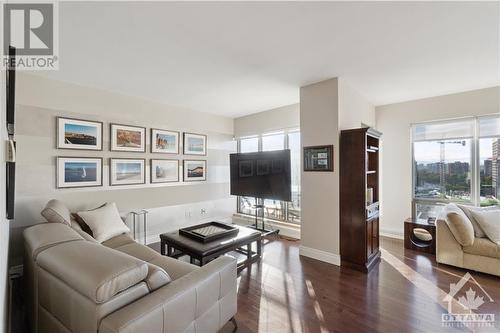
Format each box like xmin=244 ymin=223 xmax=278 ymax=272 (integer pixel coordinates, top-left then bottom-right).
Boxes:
xmin=6 ymin=46 xmax=16 ymax=220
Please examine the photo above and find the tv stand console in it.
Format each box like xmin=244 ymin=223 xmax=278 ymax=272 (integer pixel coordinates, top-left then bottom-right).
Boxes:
xmin=247 ymin=204 xmax=280 ymax=237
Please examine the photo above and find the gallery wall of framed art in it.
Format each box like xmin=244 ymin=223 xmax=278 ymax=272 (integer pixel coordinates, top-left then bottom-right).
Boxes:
xmin=55 ymin=116 xmax=209 ymax=188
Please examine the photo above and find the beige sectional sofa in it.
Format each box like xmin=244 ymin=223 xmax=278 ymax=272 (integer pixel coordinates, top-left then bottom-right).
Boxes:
xmin=436 ymin=203 xmax=500 ymax=277
xmin=24 ymin=212 xmax=237 ymax=333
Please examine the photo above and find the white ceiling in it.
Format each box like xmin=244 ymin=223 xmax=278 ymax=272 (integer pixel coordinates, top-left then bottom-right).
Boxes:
xmin=36 ymin=1 xmax=499 ymax=118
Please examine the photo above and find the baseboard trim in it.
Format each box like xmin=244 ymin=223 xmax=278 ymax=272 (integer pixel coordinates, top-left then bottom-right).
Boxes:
xmin=380 ymin=229 xmax=404 ymax=240
xmin=299 ymin=246 xmax=340 ymax=266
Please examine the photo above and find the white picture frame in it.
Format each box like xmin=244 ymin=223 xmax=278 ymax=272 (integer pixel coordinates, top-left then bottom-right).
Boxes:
xmin=183 ymin=160 xmax=207 ymax=182
xmin=183 ymin=132 xmax=207 ymax=155
xmin=151 ymin=159 xmax=179 ymax=183
xmin=110 ymin=158 xmax=146 ymax=186
xmin=110 ymin=124 xmax=146 ymax=152
xmin=57 ymin=117 xmax=103 ymax=150
xmin=151 ymin=129 xmax=180 ymax=154
xmin=56 ymin=157 xmax=103 ymax=188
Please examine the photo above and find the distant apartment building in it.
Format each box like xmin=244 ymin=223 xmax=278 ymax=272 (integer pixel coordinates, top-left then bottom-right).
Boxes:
xmin=484 ymin=159 xmax=492 ymax=178
xmin=448 ymin=161 xmax=469 ymax=175
xmin=493 ymin=139 xmax=500 ymax=198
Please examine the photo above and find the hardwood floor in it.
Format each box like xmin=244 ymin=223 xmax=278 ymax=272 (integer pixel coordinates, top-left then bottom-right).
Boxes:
xmin=205 ymin=236 xmax=500 ymax=333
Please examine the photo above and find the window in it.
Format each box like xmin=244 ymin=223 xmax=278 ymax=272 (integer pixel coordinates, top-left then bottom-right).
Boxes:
xmin=237 ymin=130 xmax=301 ymax=224
xmin=412 ymin=116 xmax=500 ymax=221
xmin=479 ymin=116 xmax=500 ymax=206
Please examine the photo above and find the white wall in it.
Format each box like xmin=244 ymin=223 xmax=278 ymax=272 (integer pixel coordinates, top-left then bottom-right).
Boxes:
xmin=338 ymin=78 xmax=376 ymax=129
xmin=299 ymin=77 xmax=376 ymax=265
xmin=9 ymin=73 xmax=236 ymax=265
xmin=299 ymin=78 xmax=341 ymax=264
xmin=0 ymin=67 xmax=9 ymax=333
xmin=376 ymin=86 xmax=500 ymax=237
xmin=234 ymin=103 xmax=299 ymax=137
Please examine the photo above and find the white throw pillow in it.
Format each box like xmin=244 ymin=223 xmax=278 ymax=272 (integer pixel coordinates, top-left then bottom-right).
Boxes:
xmin=457 ymin=204 xmax=498 ymax=238
xmin=76 ymin=202 xmax=130 ymax=243
xmin=470 ymin=210 xmax=500 ymax=245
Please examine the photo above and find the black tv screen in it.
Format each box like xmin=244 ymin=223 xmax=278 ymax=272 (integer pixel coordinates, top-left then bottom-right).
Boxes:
xmin=230 ymin=150 xmax=291 ymax=201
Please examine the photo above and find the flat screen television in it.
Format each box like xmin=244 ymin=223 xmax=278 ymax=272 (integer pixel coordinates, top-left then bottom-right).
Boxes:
xmin=230 ymin=149 xmax=291 ymax=202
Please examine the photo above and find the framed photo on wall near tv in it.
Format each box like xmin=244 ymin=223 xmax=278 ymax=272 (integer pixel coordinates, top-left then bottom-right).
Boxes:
xmin=303 ymin=145 xmax=334 ymax=172
xmin=151 ymin=159 xmax=179 ymax=183
xmin=151 ymin=129 xmax=179 ymax=154
xmin=110 ymin=158 xmax=146 ymax=186
xmin=110 ymin=124 xmax=146 ymax=152
xmin=183 ymin=132 xmax=207 ymax=155
xmin=56 ymin=157 xmax=103 ymax=188
xmin=57 ymin=117 xmax=103 ymax=150
xmin=184 ymin=160 xmax=207 ymax=181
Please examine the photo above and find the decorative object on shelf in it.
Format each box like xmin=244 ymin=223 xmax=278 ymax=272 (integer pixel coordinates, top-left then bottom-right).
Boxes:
xmin=110 ymin=158 xmax=146 ymax=185
xmin=340 ymin=127 xmax=382 ymax=273
xmin=366 ymin=187 xmax=374 ymax=205
xmin=404 ymin=217 xmax=436 ymax=255
xmin=183 ymin=159 xmax=207 ymax=181
xmin=150 ymin=159 xmax=179 ymax=183
xmin=129 ymin=209 xmax=149 ymax=245
xmin=56 ymin=157 xmax=103 ymax=188
xmin=110 ymin=123 xmax=146 ymax=152
xmin=179 ymin=222 xmax=239 ymax=243
xmin=183 ymin=132 xmax=207 ymax=155
xmin=303 ymin=145 xmax=334 ymax=171
xmin=151 ymin=128 xmax=179 ymax=154
xmin=57 ymin=117 xmax=103 ymax=150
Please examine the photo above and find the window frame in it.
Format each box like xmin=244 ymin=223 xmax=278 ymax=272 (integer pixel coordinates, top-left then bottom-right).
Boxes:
xmin=236 ymin=128 xmax=300 ymax=225
xmin=411 ymin=115 xmax=499 ymax=220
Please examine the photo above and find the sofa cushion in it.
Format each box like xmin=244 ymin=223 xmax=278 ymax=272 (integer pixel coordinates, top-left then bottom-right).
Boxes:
xmin=76 ymin=203 xmax=130 ymax=243
xmin=23 ymin=223 xmax=83 ymax=260
xmin=471 ymin=210 xmax=500 ymax=245
xmin=102 ymin=233 xmax=135 ymax=249
xmin=41 ymin=199 xmax=71 ymax=226
xmin=457 ymin=204 xmax=498 ymax=238
xmin=463 ymin=238 xmax=500 ymax=259
xmin=37 ymin=241 xmax=148 ymax=303
xmin=444 ymin=204 xmax=475 ymax=246
xmin=149 ymin=255 xmax=198 ymax=281
xmin=70 ymin=218 xmax=98 ymax=242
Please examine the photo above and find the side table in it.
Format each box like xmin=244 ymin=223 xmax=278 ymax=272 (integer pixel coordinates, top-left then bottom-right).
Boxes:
xmin=404 ymin=217 xmax=436 ymax=255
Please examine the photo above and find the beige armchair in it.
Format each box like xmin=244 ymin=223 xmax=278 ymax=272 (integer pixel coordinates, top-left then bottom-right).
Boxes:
xmin=436 ymin=204 xmax=500 ymax=277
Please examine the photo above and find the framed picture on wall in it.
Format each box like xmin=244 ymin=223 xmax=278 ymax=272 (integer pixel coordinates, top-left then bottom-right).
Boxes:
xmin=183 ymin=132 xmax=207 ymax=155
xmin=110 ymin=158 xmax=146 ymax=185
xmin=151 ymin=129 xmax=180 ymax=154
xmin=56 ymin=157 xmax=103 ymax=188
xmin=57 ymin=117 xmax=103 ymax=150
xmin=303 ymin=145 xmax=334 ymax=171
xmin=151 ymin=159 xmax=179 ymax=183
xmin=183 ymin=160 xmax=207 ymax=181
xmin=110 ymin=124 xmax=146 ymax=152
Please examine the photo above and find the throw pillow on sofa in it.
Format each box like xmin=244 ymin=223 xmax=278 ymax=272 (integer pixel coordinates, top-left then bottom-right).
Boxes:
xmin=445 ymin=204 xmax=475 ymax=246
xmin=41 ymin=199 xmax=71 ymax=226
xmin=470 ymin=210 xmax=500 ymax=245
xmin=71 ymin=203 xmax=107 ymax=237
xmin=457 ymin=204 xmax=498 ymax=238
xmin=76 ymin=202 xmax=130 ymax=243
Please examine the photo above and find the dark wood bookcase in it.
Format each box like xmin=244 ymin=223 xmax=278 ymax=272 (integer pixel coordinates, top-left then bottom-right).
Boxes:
xmin=340 ymin=127 xmax=382 ymax=272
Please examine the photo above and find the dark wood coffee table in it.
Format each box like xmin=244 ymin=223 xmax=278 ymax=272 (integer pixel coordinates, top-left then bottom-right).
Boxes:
xmin=160 ymin=224 xmax=262 ymax=271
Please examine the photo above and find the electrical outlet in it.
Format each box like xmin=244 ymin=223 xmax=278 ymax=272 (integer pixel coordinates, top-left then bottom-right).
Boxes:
xmin=200 ymin=208 xmax=207 ymax=215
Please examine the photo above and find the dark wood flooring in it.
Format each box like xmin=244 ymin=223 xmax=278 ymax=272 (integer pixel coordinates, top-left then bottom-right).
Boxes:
xmin=12 ymin=236 xmax=500 ymax=333
xmin=152 ymin=236 xmax=500 ymax=333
